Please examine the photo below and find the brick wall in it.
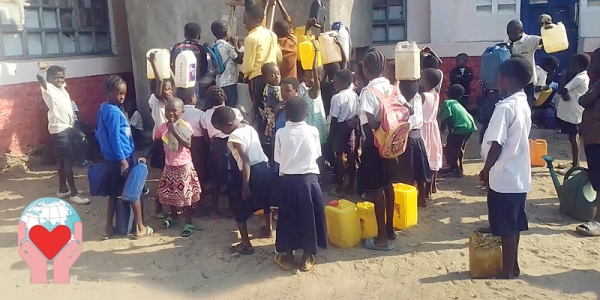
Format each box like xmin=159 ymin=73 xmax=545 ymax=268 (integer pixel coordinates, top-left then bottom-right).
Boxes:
xmin=438 ymin=56 xmax=482 ymax=110
xmin=0 ymin=72 xmax=135 ymax=156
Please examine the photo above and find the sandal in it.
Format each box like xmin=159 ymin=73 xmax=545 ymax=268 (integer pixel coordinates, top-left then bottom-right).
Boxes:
xmin=229 ymin=243 xmax=255 ymax=255
xmin=273 ymin=253 xmax=293 ymax=270
xmin=576 ymin=221 xmax=600 ymax=237
xmin=299 ymin=255 xmax=317 ymax=272
xmin=101 ymin=227 xmax=115 ymax=240
xmin=152 ymin=211 xmax=169 ymax=219
xmin=360 ymin=238 xmax=394 ymax=251
xmin=161 ymin=217 xmax=180 ymax=228
xmin=181 ymin=224 xmax=196 ymax=237
xmin=133 ymin=226 xmax=154 ymax=239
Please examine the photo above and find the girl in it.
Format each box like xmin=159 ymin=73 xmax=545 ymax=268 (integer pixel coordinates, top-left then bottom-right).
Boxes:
xmin=274 ymin=96 xmax=327 ymax=272
xmin=155 ymin=98 xmax=202 ymax=237
xmin=211 ymin=106 xmax=273 ymax=254
xmin=419 ymin=68 xmax=443 ymax=199
xmin=148 ymin=52 xmax=174 ymax=220
xmin=398 ymin=79 xmax=431 ymax=208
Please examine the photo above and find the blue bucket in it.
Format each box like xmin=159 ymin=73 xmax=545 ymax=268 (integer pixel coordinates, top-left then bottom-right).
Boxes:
xmin=87 ymin=164 xmax=107 ymax=196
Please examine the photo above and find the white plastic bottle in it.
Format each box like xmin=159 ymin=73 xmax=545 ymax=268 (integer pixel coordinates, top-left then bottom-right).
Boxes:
xmin=174 ymin=51 xmax=197 ymax=88
xmin=318 ymin=31 xmax=342 ymax=64
xmin=146 ymin=49 xmax=171 ymax=80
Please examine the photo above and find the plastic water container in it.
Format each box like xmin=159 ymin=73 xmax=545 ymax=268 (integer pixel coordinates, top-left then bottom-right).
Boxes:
xmin=469 ymin=231 xmax=502 ymax=279
xmin=541 ymin=22 xmax=569 ymax=54
xmin=394 ymin=41 xmax=421 ymax=80
xmin=332 ymin=22 xmax=350 ymax=61
xmin=392 ymin=183 xmax=418 ymax=230
xmin=87 ymin=164 xmax=107 ymax=196
xmin=529 ymin=139 xmax=547 ymax=167
xmin=356 ymin=202 xmax=378 ymax=239
xmin=146 ymin=49 xmax=171 ymax=80
xmin=299 ymin=39 xmax=323 ymax=71
xmin=309 ymin=0 xmax=326 ymax=26
xmin=115 ymin=195 xmax=145 ymax=236
xmin=121 ymin=161 xmax=148 ymax=202
xmin=174 ymin=50 xmax=197 ymax=88
xmin=318 ymin=31 xmax=342 ymax=65
xmin=480 ymin=44 xmax=511 ymax=90
xmin=325 ymin=199 xmax=361 ymax=248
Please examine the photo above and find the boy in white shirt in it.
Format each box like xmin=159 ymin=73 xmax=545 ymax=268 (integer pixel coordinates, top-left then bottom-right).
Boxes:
xmin=36 ymin=63 xmax=90 ymax=205
xmin=480 ymin=57 xmax=533 ymax=280
xmin=533 ymin=56 xmax=560 ymax=104
xmin=177 ymin=87 xmax=206 ymax=183
xmin=555 ymin=53 xmax=591 ymax=174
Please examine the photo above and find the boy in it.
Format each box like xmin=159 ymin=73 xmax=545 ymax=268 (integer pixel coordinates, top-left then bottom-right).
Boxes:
xmin=440 ymin=84 xmax=477 ymax=178
xmin=534 ymin=56 xmax=560 ymax=104
xmin=329 ymin=69 xmax=358 ymax=197
xmin=479 ymin=57 xmax=533 ymax=279
xmin=555 ymin=53 xmax=591 ymax=174
xmin=449 ymin=53 xmax=474 ymax=110
xmin=211 ymin=20 xmax=244 ymax=108
xmin=273 ymin=0 xmax=298 ymax=79
xmin=36 ymin=63 xmax=89 ymax=205
xmin=170 ymin=22 xmax=208 ymax=104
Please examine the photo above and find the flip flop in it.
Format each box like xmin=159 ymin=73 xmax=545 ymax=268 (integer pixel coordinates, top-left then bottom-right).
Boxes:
xmin=576 ymin=221 xmax=600 ymax=237
xmin=181 ymin=224 xmax=196 ymax=237
xmin=101 ymin=227 xmax=115 ymax=240
xmin=299 ymin=255 xmax=317 ymax=272
xmin=133 ymin=226 xmax=154 ymax=239
xmin=152 ymin=211 xmax=169 ymax=219
xmin=360 ymin=238 xmax=394 ymax=251
xmin=229 ymin=243 xmax=255 ymax=255
xmin=161 ymin=217 xmax=180 ymax=228
xmin=273 ymin=253 xmax=293 ymax=270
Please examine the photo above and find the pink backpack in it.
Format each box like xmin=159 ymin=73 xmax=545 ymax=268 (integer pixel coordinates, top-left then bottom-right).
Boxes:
xmin=367 ymin=86 xmax=411 ymax=159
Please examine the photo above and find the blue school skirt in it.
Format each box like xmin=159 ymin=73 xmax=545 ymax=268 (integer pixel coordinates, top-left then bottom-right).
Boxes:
xmin=231 ymin=162 xmax=274 ymax=223
xmin=487 ymin=189 xmax=528 ymax=236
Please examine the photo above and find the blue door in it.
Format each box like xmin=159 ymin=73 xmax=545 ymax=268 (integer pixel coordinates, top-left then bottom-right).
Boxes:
xmin=521 ymin=0 xmax=579 ymax=74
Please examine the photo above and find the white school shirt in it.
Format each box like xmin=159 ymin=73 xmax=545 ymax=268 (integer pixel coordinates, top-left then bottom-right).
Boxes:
xmin=556 ymin=71 xmax=590 ymax=125
xmin=504 ymin=34 xmax=542 ymax=84
xmin=481 ymin=91 xmax=532 ymax=193
xmin=128 ymin=111 xmax=144 ymax=131
xmin=71 ymin=101 xmax=79 ymax=121
xmin=274 ymin=121 xmax=321 ymax=175
xmin=359 ymin=77 xmax=407 ymax=125
xmin=534 ymin=65 xmax=548 ymax=100
xmin=407 ymin=93 xmax=424 ymax=130
xmin=182 ymin=104 xmax=204 ymax=137
xmin=41 ymin=83 xmax=74 ymax=134
xmin=200 ymin=105 xmax=244 ymax=139
xmin=228 ymin=125 xmax=268 ymax=171
xmin=148 ymin=94 xmax=167 ymax=137
xmin=330 ymin=86 xmax=359 ymax=122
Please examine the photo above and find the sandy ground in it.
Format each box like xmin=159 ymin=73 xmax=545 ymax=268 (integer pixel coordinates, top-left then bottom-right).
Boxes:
xmin=1 ymin=128 xmax=599 ymax=300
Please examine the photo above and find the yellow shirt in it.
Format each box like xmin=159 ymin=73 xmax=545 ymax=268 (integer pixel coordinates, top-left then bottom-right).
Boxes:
xmin=242 ymin=26 xmax=282 ymax=80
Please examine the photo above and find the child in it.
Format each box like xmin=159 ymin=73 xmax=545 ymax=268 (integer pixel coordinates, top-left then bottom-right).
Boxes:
xmin=211 ymin=106 xmax=273 ymax=254
xmin=479 ymin=57 xmax=533 ymax=279
xmin=534 ymin=56 xmax=560 ymax=106
xmin=273 ymin=96 xmax=327 ymax=271
xmin=302 ymin=40 xmax=328 ymax=159
xmin=36 ymin=63 xmax=89 ymax=205
xmin=71 ymin=100 xmax=94 ymax=166
xmin=273 ymin=0 xmax=298 ymax=79
xmin=170 ymin=22 xmax=208 ymax=107
xmin=398 ymin=79 xmax=431 ymax=208
xmin=439 ymin=84 xmax=478 ymax=178
xmin=148 ymin=52 xmax=174 ymax=219
xmin=329 ymin=69 xmax=358 ymax=197
xmin=419 ymin=68 xmax=443 ymax=199
xmin=200 ymin=86 xmax=244 ymax=217
xmin=155 ymin=98 xmax=202 ymax=237
xmin=555 ymin=53 xmax=591 ymax=174
xmin=261 ymin=63 xmax=282 ymax=154
xmin=211 ymin=20 xmax=243 ymax=108
xmin=177 ymin=87 xmax=207 ymax=184
xmin=322 ymin=63 xmax=341 ymax=117
xmin=384 ymin=61 xmax=398 ymax=86
xmin=421 ymin=47 xmax=443 ymax=92
xmin=96 ymin=75 xmax=153 ymax=239
xmin=449 ymin=53 xmax=474 ymax=110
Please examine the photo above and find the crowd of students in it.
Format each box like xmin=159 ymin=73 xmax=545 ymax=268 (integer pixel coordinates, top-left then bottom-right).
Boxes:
xmin=35 ymin=3 xmax=600 ymax=276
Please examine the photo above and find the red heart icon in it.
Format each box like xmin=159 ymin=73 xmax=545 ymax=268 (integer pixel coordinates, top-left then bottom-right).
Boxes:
xmin=29 ymin=225 xmax=71 ymax=260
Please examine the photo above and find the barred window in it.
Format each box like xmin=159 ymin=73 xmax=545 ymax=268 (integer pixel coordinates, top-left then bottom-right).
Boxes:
xmin=372 ymin=0 xmax=407 ymax=44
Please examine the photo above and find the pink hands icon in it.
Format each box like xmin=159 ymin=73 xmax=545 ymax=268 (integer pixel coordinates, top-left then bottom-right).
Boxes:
xmin=53 ymin=222 xmax=82 ymax=284
xmin=18 ymin=222 xmax=47 ymax=284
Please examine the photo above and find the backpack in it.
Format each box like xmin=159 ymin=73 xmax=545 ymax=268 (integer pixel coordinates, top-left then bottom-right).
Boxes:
xmin=367 ymin=86 xmax=411 ymax=159
xmin=170 ymin=41 xmax=208 ymax=79
xmin=206 ymin=43 xmax=227 ymax=75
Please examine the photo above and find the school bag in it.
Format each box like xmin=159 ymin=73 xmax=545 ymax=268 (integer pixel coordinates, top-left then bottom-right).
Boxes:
xmin=170 ymin=40 xmax=208 ymax=79
xmin=206 ymin=43 xmax=227 ymax=75
xmin=367 ymin=86 xmax=411 ymax=159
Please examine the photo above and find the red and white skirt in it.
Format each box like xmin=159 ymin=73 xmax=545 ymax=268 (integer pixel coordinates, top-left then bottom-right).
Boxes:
xmin=157 ymin=162 xmax=202 ymax=207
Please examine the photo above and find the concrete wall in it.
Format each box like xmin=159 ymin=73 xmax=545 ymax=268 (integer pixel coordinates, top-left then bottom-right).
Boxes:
xmin=579 ymin=0 xmax=600 ymax=52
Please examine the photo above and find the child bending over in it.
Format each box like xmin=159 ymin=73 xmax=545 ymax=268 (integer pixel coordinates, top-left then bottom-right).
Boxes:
xmin=480 ymin=57 xmax=533 ymax=279
xmin=419 ymin=68 xmax=443 ymax=199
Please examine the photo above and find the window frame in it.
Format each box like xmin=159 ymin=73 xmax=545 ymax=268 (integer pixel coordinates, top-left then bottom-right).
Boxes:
xmin=372 ymin=0 xmax=407 ymax=45
xmin=0 ymin=0 xmax=112 ymax=59
xmin=476 ymin=0 xmax=519 ymax=16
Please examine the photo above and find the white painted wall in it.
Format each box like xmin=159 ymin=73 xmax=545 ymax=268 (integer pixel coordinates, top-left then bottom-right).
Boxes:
xmin=579 ymin=0 xmax=600 ymax=52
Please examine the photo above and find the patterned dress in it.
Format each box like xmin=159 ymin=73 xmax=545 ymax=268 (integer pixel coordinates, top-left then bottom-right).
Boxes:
xmin=262 ymin=84 xmax=282 ymax=143
xmin=303 ymin=89 xmax=328 ymax=144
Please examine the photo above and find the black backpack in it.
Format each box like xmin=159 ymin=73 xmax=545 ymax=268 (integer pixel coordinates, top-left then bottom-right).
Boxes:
xmin=170 ymin=40 xmax=208 ymax=80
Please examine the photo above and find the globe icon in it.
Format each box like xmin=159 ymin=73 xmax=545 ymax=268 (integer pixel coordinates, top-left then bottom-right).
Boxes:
xmin=19 ymin=197 xmax=81 ymax=240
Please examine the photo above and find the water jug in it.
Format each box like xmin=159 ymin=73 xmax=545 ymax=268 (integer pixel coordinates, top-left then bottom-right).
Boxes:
xmin=332 ymin=22 xmax=350 ymax=61
xmin=318 ymin=31 xmax=342 ymax=65
xmin=121 ymin=161 xmax=148 ymax=202
xmin=174 ymin=50 xmax=197 ymax=88
xmin=309 ymin=0 xmax=326 ymax=27
xmin=392 ymin=183 xmax=418 ymax=230
xmin=394 ymin=41 xmax=421 ymax=80
xmin=324 ymin=199 xmax=361 ymax=248
xmin=480 ymin=44 xmax=511 ymax=90
xmin=356 ymin=202 xmax=378 ymax=239
xmin=529 ymin=139 xmax=547 ymax=167
xmin=469 ymin=231 xmax=502 ymax=279
xmin=299 ymin=39 xmax=323 ymax=71
xmin=541 ymin=22 xmax=569 ymax=54
xmin=544 ymin=107 xmax=557 ymax=129
xmin=115 ymin=195 xmax=145 ymax=236
xmin=87 ymin=164 xmax=107 ymax=196
xmin=146 ymin=49 xmax=171 ymax=80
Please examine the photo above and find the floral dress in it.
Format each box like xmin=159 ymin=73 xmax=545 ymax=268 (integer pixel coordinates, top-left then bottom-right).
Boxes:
xmin=262 ymin=84 xmax=282 ymax=143
xmin=303 ymin=89 xmax=328 ymax=144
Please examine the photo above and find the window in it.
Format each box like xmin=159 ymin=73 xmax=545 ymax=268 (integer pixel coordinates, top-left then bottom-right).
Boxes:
xmin=0 ymin=0 xmax=111 ymax=59
xmin=372 ymin=0 xmax=406 ymax=44
xmin=476 ymin=0 xmax=518 ymax=15
xmin=589 ymin=0 xmax=600 ymax=7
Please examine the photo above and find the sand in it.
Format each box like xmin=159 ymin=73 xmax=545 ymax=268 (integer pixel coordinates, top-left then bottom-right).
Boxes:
xmin=0 ymin=128 xmax=599 ymax=300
